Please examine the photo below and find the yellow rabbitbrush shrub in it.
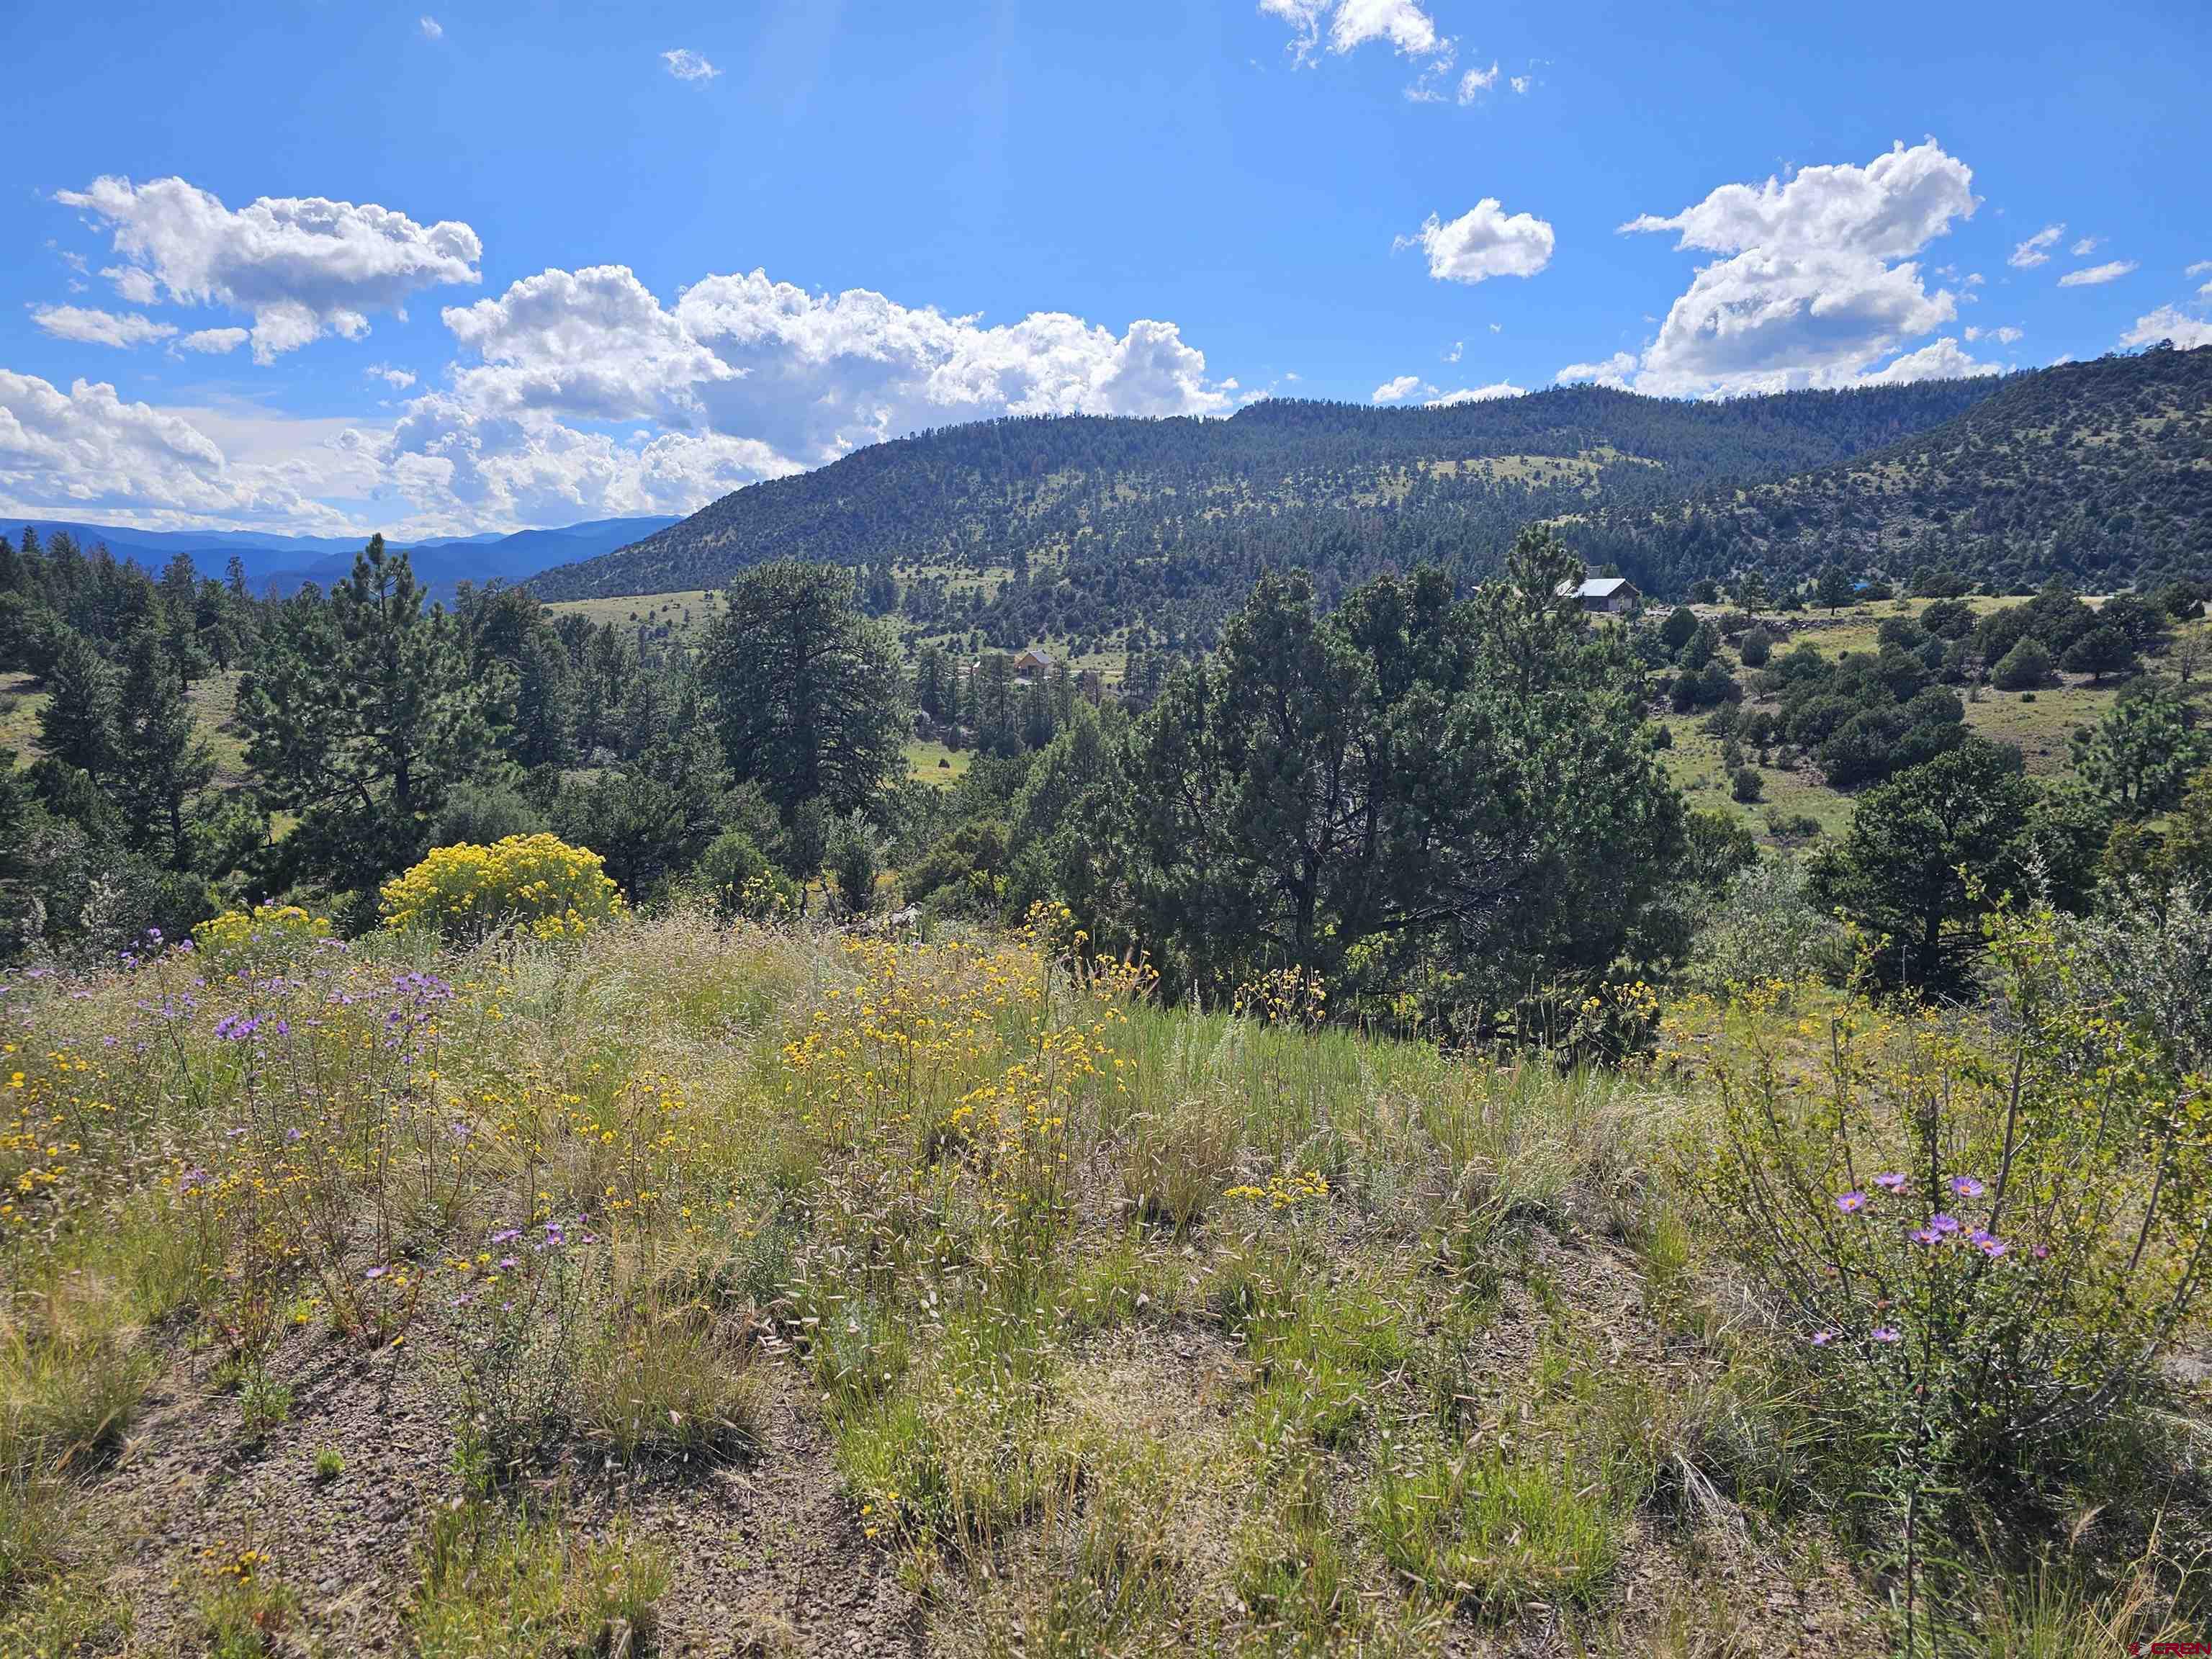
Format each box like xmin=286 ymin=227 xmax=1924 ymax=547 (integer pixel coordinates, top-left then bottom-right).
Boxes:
xmin=191 ymin=904 xmax=332 ymax=976
xmin=381 ymin=835 xmax=624 ymax=943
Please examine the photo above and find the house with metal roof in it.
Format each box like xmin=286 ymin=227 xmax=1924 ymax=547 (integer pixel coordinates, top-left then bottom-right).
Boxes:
xmin=1556 ymin=576 xmax=1641 ymax=613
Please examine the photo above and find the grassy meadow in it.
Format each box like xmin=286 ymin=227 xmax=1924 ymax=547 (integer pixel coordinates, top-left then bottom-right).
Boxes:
xmin=1 ymin=908 xmax=2206 ymax=1655
xmin=1 ymin=668 xmax=254 ymax=786
xmin=1661 ymin=597 xmax=2212 ymax=845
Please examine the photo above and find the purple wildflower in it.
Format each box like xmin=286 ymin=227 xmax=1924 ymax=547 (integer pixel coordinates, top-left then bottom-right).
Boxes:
xmin=364 ymin=1266 xmax=387 ymax=1280
xmin=176 ymin=1166 xmax=210 ymax=1195
xmin=490 ymin=1228 xmax=520 ymax=1245
xmin=1950 ymin=1175 xmax=1984 ymax=1198
xmin=1910 ymin=1227 xmax=1941 ymax=1246
xmin=1971 ymin=1231 xmax=2008 ymax=1258
xmin=1836 ymin=1190 xmax=1868 ymax=1215
xmin=1810 ymin=1330 xmax=1834 ymax=1347
xmin=1930 ymin=1214 xmax=1961 ymax=1235
xmin=497 ymin=1256 xmax=520 ymax=1271
xmin=1873 ymin=1172 xmax=1907 ymax=1192
xmin=1871 ymin=1326 xmax=1902 ymax=1344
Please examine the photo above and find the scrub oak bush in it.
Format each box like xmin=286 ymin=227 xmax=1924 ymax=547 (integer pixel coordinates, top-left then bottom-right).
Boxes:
xmin=379 ymin=834 xmax=624 ymax=943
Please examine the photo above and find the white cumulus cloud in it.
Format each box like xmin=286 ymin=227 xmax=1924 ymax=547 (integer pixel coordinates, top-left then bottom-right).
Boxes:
xmin=1555 ymin=352 xmax=1637 ymax=390
xmin=352 ymin=262 xmax=1235 ymax=531
xmin=1857 ymin=338 xmax=2000 ymax=385
xmin=29 ymin=305 xmax=176 ymax=348
xmin=2070 ymin=235 xmax=2100 ymax=256
xmin=2121 ymin=306 xmax=2212 ymax=350
xmin=2009 ymin=224 xmax=2064 ymax=269
xmin=175 ymin=328 xmax=250 ymax=354
xmin=55 ymin=175 xmax=482 ymax=364
xmin=0 ymin=369 xmax=349 ymax=529
xmin=2058 ymin=260 xmax=2136 ymax=287
xmin=1458 ymin=62 xmax=1498 ymax=99
xmin=1372 ymin=374 xmax=1424 ymax=404
xmin=1426 ymin=381 xmax=1523 ymax=405
xmin=367 ymin=363 xmax=416 ymax=389
xmin=1398 ymin=199 xmax=1554 ymax=284
xmin=1597 ymin=139 xmax=1978 ymax=397
xmin=1262 ymin=0 xmax=1444 ymax=60
xmin=419 ymin=15 xmax=442 ymax=40
xmin=662 ymin=48 xmax=721 ymax=81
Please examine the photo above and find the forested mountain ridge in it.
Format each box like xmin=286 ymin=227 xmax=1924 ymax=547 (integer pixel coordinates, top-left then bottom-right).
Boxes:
xmin=526 ymin=377 xmax=2003 ymax=621
xmin=1565 ymin=344 xmax=2212 ymax=596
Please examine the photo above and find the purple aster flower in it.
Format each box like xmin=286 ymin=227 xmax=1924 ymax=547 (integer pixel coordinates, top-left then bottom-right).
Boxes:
xmin=490 ymin=1228 xmax=520 ymax=1244
xmin=176 ymin=1166 xmax=210 ymax=1195
xmin=1873 ymin=1172 xmax=1907 ymax=1192
xmin=1810 ymin=1330 xmax=1834 ymax=1347
xmin=2033 ymin=1244 xmax=2049 ymax=1260
xmin=1972 ymin=1232 xmax=2008 ymax=1258
xmin=1910 ymin=1227 xmax=1941 ymax=1246
xmin=1836 ymin=1191 xmax=1869 ymax=1215
xmin=497 ymin=1256 xmax=520 ymax=1271
xmin=364 ymin=1266 xmax=387 ymax=1280
xmin=1870 ymin=1326 xmax=1902 ymax=1344
xmin=1950 ymin=1175 xmax=1984 ymax=1198
xmin=1930 ymin=1214 xmax=1961 ymax=1235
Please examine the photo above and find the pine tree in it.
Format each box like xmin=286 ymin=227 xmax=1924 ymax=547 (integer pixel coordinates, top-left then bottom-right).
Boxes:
xmin=35 ymin=631 xmax=119 ymax=778
xmin=114 ymin=626 xmax=215 ymax=866
xmin=701 ymin=561 xmax=907 ymax=821
xmin=241 ymin=536 xmax=501 ymax=897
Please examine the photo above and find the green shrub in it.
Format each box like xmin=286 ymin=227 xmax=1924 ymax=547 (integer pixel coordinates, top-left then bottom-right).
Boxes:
xmin=693 ymin=828 xmax=799 ymax=920
xmin=1992 ymin=637 xmax=2052 ymax=691
xmin=1730 ymin=765 xmax=1763 ymax=803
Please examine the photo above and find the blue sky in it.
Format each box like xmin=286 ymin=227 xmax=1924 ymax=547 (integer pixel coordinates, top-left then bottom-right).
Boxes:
xmin=3 ymin=0 xmax=2208 ymax=536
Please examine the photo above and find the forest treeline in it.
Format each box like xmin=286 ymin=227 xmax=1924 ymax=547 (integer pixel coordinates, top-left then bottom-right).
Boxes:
xmin=6 ymin=516 xmax=2211 ymax=1041
xmin=525 ymin=349 xmax=2209 ymax=652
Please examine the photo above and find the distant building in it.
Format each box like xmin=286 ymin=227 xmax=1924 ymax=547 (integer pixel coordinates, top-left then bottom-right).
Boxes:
xmin=1557 ymin=576 xmax=1640 ymax=614
xmin=1013 ymin=647 xmax=1058 ymax=678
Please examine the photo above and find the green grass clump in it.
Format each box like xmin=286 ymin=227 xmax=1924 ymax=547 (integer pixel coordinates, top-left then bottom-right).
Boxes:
xmin=1369 ymin=1442 xmax=1621 ymax=1613
xmin=407 ymin=1503 xmax=668 ymax=1658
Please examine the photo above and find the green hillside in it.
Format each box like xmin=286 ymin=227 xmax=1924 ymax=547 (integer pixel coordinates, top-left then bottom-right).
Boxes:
xmin=529 ymin=352 xmax=2212 ymax=648
xmin=526 ymin=376 xmax=2003 ymax=641
xmin=1567 ymin=344 xmax=2212 ymax=596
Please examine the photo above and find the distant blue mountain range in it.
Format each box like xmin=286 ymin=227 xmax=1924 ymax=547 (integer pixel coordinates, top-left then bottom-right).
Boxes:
xmin=4 ymin=516 xmax=680 ymax=601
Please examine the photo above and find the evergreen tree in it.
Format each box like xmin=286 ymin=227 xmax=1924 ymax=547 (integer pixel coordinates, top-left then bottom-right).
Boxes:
xmin=2072 ymin=683 xmax=2211 ymax=817
xmin=240 ymin=536 xmax=501 ymax=899
xmin=701 ymin=561 xmax=907 ymax=822
xmin=1111 ymin=528 xmax=1685 ymax=1025
xmin=114 ymin=626 xmax=215 ymax=867
xmin=35 ymin=631 xmax=119 ymax=779
xmin=1811 ymin=739 xmax=2078 ymax=989
xmin=1815 ymin=564 xmax=1856 ymax=613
